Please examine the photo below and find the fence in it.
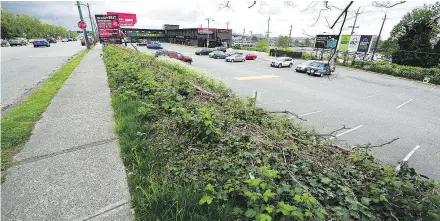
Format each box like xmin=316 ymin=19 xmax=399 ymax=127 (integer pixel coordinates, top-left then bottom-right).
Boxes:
xmin=269 ymin=49 xmax=302 ymax=58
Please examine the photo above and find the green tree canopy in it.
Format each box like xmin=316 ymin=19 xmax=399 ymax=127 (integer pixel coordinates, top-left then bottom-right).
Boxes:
xmin=390 ymin=2 xmax=440 ymax=67
xmin=1 ymin=10 xmax=69 ymax=39
xmin=255 ymin=40 xmax=269 ymax=52
xmin=276 ymin=36 xmax=289 ymax=48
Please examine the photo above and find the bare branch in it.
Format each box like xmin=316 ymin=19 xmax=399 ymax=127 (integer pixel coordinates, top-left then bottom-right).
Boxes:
xmin=390 ymin=212 xmax=400 ymax=221
xmin=372 ymin=1 xmax=406 ymax=8
xmin=269 ymin=110 xmax=307 ymax=121
xmin=302 ymin=2 xmax=318 ymax=12
xmin=302 ymin=29 xmax=315 ymax=38
xmin=317 ymin=125 xmax=350 ymax=138
xmin=311 ymin=1 xmax=331 ymax=26
xmin=354 ymin=138 xmax=400 ymax=149
xmin=284 ymin=1 xmax=296 ymax=8
xmin=248 ymin=1 xmax=257 ymax=8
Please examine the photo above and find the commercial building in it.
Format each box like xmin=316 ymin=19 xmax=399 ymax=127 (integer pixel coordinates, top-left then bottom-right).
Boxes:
xmin=121 ymin=25 xmax=232 ymax=47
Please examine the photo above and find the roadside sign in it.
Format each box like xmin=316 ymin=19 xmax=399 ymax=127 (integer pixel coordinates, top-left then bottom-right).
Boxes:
xmin=78 ymin=20 xmax=87 ymax=29
xmin=314 ymin=35 xmax=339 ymax=49
xmin=95 ymin=14 xmax=121 ymax=44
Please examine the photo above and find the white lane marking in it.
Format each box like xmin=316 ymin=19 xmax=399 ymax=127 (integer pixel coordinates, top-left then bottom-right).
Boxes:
xmin=298 ymin=110 xmax=323 ymax=117
xmin=397 ymin=93 xmax=405 ymax=96
xmin=257 ymin=100 xmax=290 ymax=105
xmin=362 ymin=92 xmax=382 ymax=100
xmin=330 ymin=125 xmax=364 ymax=140
xmin=430 ymin=86 xmax=436 ymax=91
xmin=396 ymin=98 xmax=413 ymax=109
xmin=396 ymin=145 xmax=421 ymax=171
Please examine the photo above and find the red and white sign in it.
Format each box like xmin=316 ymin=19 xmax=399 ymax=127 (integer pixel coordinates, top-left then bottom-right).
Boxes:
xmin=197 ymin=28 xmax=214 ymax=34
xmin=78 ymin=20 xmax=87 ymax=29
xmin=106 ymin=12 xmax=137 ymax=27
xmin=218 ymin=29 xmax=229 ymax=33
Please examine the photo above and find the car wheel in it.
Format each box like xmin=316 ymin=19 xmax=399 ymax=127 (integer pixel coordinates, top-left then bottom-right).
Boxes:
xmin=320 ymin=72 xmax=324 ymax=77
xmin=242 ymin=59 xmax=245 ymax=62
xmin=214 ymin=56 xmax=218 ymax=59
xmin=34 ymin=45 xmax=37 ymax=48
xmin=278 ymin=64 xmax=282 ymax=68
xmin=253 ymin=57 xmax=256 ymax=60
xmin=289 ymin=63 xmax=293 ymax=68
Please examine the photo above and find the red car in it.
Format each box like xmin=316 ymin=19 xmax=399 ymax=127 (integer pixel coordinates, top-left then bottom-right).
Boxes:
xmin=245 ymin=53 xmax=257 ymax=60
xmin=168 ymin=51 xmax=193 ymax=64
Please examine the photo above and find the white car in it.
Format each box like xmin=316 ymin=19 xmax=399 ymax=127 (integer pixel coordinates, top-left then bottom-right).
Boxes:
xmin=62 ymin=38 xmax=69 ymax=42
xmin=270 ymin=57 xmax=294 ymax=68
xmin=225 ymin=54 xmax=246 ymax=62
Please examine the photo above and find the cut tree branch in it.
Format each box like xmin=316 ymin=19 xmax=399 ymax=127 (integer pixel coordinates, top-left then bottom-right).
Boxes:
xmin=318 ymin=125 xmax=349 ymax=138
xmin=248 ymin=1 xmax=257 ymax=8
xmin=269 ymin=110 xmax=307 ymax=121
xmin=353 ymin=138 xmax=399 ymax=149
xmin=372 ymin=1 xmax=406 ymax=8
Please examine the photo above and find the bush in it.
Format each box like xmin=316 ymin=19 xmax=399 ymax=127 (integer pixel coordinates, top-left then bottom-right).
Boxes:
xmin=340 ymin=61 xmax=440 ymax=85
xmin=103 ymin=45 xmax=440 ymax=221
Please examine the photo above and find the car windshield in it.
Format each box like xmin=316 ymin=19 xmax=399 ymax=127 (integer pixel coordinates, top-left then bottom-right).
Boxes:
xmin=301 ymin=61 xmax=313 ymax=65
xmin=276 ymin=57 xmax=286 ymax=61
xmin=310 ymin=62 xmax=323 ymax=67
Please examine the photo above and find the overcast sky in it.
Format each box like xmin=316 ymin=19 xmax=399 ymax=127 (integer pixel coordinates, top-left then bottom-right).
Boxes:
xmin=1 ymin=1 xmax=436 ymax=39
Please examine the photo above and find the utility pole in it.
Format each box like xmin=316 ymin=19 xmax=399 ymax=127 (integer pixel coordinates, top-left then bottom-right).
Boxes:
xmin=371 ymin=13 xmax=387 ymax=61
xmin=288 ymin=25 xmax=292 ymax=47
xmin=76 ymin=1 xmax=90 ymax=49
xmin=226 ymin=21 xmax=230 ymax=30
xmin=206 ymin=18 xmax=214 ymax=48
xmin=242 ymin=28 xmax=246 ymax=42
xmin=85 ymin=3 xmax=96 ymax=41
xmin=350 ymin=7 xmax=361 ymax=35
xmin=266 ymin=16 xmax=271 ymax=41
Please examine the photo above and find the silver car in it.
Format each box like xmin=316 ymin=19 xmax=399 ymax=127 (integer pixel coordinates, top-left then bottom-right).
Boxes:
xmin=225 ymin=54 xmax=246 ymax=62
xmin=295 ymin=60 xmax=317 ymax=73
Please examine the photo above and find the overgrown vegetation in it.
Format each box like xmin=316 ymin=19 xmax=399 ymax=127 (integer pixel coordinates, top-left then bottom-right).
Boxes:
xmin=104 ymin=45 xmax=440 ymax=221
xmin=1 ymin=48 xmax=91 ymax=180
xmin=339 ymin=61 xmax=440 ymax=85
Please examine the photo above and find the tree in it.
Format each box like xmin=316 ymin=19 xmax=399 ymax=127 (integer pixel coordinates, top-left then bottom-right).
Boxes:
xmin=293 ymin=39 xmax=300 ymax=46
xmin=390 ymin=2 xmax=440 ymax=67
xmin=303 ymin=38 xmax=313 ymax=47
xmin=276 ymin=36 xmax=289 ymax=48
xmin=378 ymin=39 xmax=399 ymax=60
xmin=255 ymin=40 xmax=269 ymax=52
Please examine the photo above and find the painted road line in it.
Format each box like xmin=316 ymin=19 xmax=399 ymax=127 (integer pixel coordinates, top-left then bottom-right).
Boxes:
xmin=257 ymin=100 xmax=291 ymax=105
xmin=330 ymin=125 xmax=364 ymax=140
xmin=396 ymin=98 xmax=413 ymax=109
xmin=298 ymin=110 xmax=323 ymax=117
xmin=430 ymin=86 xmax=436 ymax=91
xmin=397 ymin=93 xmax=405 ymax=96
xmin=362 ymin=92 xmax=382 ymax=100
xmin=396 ymin=145 xmax=421 ymax=171
xmin=235 ymin=75 xmax=279 ymax=81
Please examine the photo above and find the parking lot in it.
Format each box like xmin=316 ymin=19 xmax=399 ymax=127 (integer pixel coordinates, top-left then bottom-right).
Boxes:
xmin=138 ymin=43 xmax=440 ymax=180
xmin=1 ymin=41 xmax=84 ymax=113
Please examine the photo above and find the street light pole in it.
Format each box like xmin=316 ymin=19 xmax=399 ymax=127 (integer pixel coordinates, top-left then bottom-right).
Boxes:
xmin=76 ymin=1 xmax=90 ymax=49
xmin=206 ymin=18 xmax=214 ymax=48
xmin=86 ymin=3 xmax=97 ymax=41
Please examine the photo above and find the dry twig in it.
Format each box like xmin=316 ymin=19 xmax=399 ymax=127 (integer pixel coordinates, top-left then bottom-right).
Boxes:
xmin=372 ymin=1 xmax=406 ymax=8
xmin=354 ymin=137 xmax=399 ymax=149
xmin=186 ymin=80 xmax=218 ymax=98
xmin=269 ymin=110 xmax=307 ymax=121
xmin=318 ymin=125 xmax=349 ymax=138
xmin=248 ymin=1 xmax=257 ymax=8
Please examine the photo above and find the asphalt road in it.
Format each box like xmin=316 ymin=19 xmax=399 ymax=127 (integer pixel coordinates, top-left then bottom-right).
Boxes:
xmin=139 ymin=43 xmax=440 ymax=180
xmin=1 ymin=41 xmax=85 ymax=113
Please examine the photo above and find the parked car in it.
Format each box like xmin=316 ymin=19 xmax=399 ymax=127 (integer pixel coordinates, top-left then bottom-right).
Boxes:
xmin=28 ymin=39 xmax=35 ymax=43
xmin=244 ymin=53 xmax=257 ymax=60
xmin=17 ymin=38 xmax=28 ymax=44
xmin=306 ymin=61 xmax=331 ymax=77
xmin=68 ymin=38 xmax=73 ymax=41
xmin=214 ymin=46 xmax=227 ymax=52
xmin=225 ymin=51 xmax=243 ymax=56
xmin=209 ymin=51 xmax=227 ymax=59
xmin=225 ymin=54 xmax=246 ymax=62
xmin=33 ymin=39 xmax=50 ymax=47
xmin=1 ymin=39 xmax=10 ymax=47
xmin=47 ymin=37 xmax=57 ymax=43
xmin=270 ymin=57 xmax=293 ymax=68
xmin=195 ymin=48 xmax=213 ymax=55
xmin=147 ymin=42 xmax=163 ymax=49
xmin=72 ymin=38 xmax=78 ymax=41
xmin=137 ymin=39 xmax=148 ymax=46
xmin=167 ymin=51 xmax=193 ymax=64
xmin=155 ymin=49 xmax=169 ymax=57
xmin=9 ymin=38 xmax=27 ymax=46
xmin=295 ymin=60 xmax=317 ymax=73
xmin=62 ymin=38 xmax=69 ymax=42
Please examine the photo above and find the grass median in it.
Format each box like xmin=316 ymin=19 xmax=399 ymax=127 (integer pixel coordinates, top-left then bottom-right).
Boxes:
xmin=1 ymin=47 xmax=92 ymax=180
xmin=103 ymin=45 xmax=440 ymax=221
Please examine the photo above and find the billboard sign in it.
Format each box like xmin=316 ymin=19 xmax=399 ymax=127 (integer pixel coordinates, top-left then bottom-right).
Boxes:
xmin=314 ymin=35 xmax=339 ymax=48
xmin=197 ymin=28 xmax=214 ymax=34
xmin=348 ymin=35 xmax=361 ymax=52
xmin=357 ymin=35 xmax=373 ymax=53
xmin=218 ymin=29 xmax=230 ymax=33
xmin=95 ymin=14 xmax=121 ymax=44
xmin=368 ymin=36 xmax=378 ymax=53
xmin=338 ymin=35 xmax=351 ymax=51
xmin=106 ymin=12 xmax=137 ymax=27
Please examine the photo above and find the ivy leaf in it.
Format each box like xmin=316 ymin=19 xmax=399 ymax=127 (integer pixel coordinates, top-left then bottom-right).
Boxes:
xmin=291 ymin=210 xmax=304 ymax=221
xmin=379 ymin=194 xmax=388 ymax=202
xmin=233 ymin=207 xmax=243 ymax=215
xmin=266 ymin=205 xmax=274 ymax=213
xmin=361 ymin=197 xmax=371 ymax=206
xmin=199 ymin=195 xmax=213 ymax=205
xmin=263 ymin=189 xmax=275 ymax=202
xmin=304 ymin=210 xmax=313 ymax=217
xmin=293 ymin=194 xmax=303 ymax=203
xmin=258 ymin=213 xmax=272 ymax=221
xmin=205 ymin=184 xmax=214 ymax=192
xmin=320 ymin=177 xmax=331 ymax=184
xmin=260 ymin=182 xmax=268 ymax=189
xmin=245 ymin=209 xmax=257 ymax=218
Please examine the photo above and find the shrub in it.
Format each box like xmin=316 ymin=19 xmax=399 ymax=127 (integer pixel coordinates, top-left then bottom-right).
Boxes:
xmin=103 ymin=45 xmax=440 ymax=221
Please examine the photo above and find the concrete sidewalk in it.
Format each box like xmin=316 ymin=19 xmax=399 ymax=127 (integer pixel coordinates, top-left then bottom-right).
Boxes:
xmin=1 ymin=45 xmax=132 ymax=220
